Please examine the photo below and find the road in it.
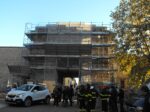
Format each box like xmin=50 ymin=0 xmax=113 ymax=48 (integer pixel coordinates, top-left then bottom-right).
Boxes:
xmin=0 ymin=100 xmax=102 ymax=112
xmin=0 ymin=102 xmax=6 ymax=109
xmin=0 ymin=101 xmax=79 ymax=112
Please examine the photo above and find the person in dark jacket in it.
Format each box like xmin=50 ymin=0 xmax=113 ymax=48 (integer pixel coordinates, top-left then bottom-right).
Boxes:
xmin=62 ymin=86 xmax=69 ymax=105
xmin=53 ymin=86 xmax=61 ymax=106
xmin=141 ymin=85 xmax=150 ymax=112
xmin=77 ymin=85 xmax=86 ymax=112
xmin=109 ymin=85 xmax=118 ymax=112
xmin=57 ymin=85 xmax=62 ymax=103
xmin=100 ymin=87 xmax=110 ymax=112
xmin=90 ymin=86 xmax=99 ymax=111
xmin=118 ymin=88 xmax=124 ymax=112
xmin=85 ymin=84 xmax=92 ymax=112
xmin=68 ymin=85 xmax=74 ymax=106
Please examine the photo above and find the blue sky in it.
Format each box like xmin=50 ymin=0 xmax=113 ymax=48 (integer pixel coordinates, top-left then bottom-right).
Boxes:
xmin=0 ymin=0 xmax=120 ymax=46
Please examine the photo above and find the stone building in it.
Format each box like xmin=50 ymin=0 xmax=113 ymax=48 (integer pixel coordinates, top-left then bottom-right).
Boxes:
xmin=0 ymin=22 xmax=116 ymax=91
xmin=0 ymin=47 xmax=26 ymax=90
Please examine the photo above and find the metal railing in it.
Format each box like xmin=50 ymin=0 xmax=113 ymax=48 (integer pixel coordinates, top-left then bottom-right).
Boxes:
xmin=23 ymin=22 xmax=114 ymax=45
xmin=25 ymin=22 xmax=113 ymax=33
xmin=24 ymin=39 xmax=92 ymax=45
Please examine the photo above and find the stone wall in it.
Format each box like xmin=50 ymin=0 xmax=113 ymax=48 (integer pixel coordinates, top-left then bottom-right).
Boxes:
xmin=0 ymin=47 xmax=24 ymax=90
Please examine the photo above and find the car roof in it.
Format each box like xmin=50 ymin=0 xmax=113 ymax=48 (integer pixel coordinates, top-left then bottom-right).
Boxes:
xmin=23 ymin=84 xmax=43 ymax=86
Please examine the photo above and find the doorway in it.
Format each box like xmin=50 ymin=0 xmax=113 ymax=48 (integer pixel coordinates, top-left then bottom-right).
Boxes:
xmin=57 ymin=70 xmax=79 ymax=86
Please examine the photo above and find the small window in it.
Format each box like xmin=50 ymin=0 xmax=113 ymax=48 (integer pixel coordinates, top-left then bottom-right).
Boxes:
xmin=32 ymin=86 xmax=40 ymax=91
xmin=38 ymin=85 xmax=46 ymax=91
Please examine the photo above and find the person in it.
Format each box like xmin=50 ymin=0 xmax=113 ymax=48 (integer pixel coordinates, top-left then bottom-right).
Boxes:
xmin=109 ymin=85 xmax=118 ymax=112
xmin=62 ymin=86 xmax=69 ymax=106
xmin=75 ymin=86 xmax=80 ymax=105
xmin=141 ymin=85 xmax=150 ymax=112
xmin=90 ymin=86 xmax=99 ymax=112
xmin=118 ymin=87 xmax=124 ymax=112
xmin=77 ymin=85 xmax=86 ymax=112
xmin=85 ymin=84 xmax=92 ymax=112
xmin=52 ymin=86 xmax=61 ymax=106
xmin=57 ymin=85 xmax=62 ymax=103
xmin=68 ymin=85 xmax=74 ymax=106
xmin=100 ymin=87 xmax=110 ymax=112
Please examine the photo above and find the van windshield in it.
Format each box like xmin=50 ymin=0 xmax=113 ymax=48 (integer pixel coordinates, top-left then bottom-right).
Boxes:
xmin=17 ymin=84 xmax=33 ymax=91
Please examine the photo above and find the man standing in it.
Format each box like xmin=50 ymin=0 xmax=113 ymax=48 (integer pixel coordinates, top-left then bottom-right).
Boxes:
xmin=118 ymin=88 xmax=124 ymax=112
xmin=53 ymin=86 xmax=61 ymax=106
xmin=90 ymin=86 xmax=99 ymax=112
xmin=68 ymin=85 xmax=74 ymax=106
xmin=85 ymin=84 xmax=92 ymax=112
xmin=100 ymin=87 xmax=110 ymax=112
xmin=109 ymin=85 xmax=118 ymax=112
xmin=77 ymin=85 xmax=86 ymax=112
xmin=141 ymin=85 xmax=150 ymax=112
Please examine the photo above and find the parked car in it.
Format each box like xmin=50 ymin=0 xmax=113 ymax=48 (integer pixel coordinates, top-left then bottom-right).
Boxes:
xmin=125 ymin=97 xmax=144 ymax=112
xmin=125 ymin=84 xmax=150 ymax=112
xmin=91 ymin=82 xmax=113 ymax=93
xmin=5 ymin=84 xmax=51 ymax=107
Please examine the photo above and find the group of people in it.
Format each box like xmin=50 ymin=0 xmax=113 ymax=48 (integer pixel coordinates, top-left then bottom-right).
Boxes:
xmin=77 ymin=84 xmax=99 ymax=112
xmin=51 ymin=84 xmax=150 ymax=112
xmin=77 ymin=84 xmax=124 ymax=112
xmin=100 ymin=85 xmax=124 ymax=112
xmin=52 ymin=84 xmax=123 ymax=112
xmin=52 ymin=85 xmax=74 ymax=106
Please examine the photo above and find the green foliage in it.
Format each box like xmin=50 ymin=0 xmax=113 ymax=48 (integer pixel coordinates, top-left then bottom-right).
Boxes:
xmin=111 ymin=0 xmax=150 ymax=88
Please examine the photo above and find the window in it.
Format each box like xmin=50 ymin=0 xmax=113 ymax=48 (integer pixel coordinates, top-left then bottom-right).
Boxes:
xmin=17 ymin=84 xmax=33 ymax=91
xmin=32 ymin=86 xmax=40 ymax=91
xmin=38 ymin=85 xmax=46 ymax=91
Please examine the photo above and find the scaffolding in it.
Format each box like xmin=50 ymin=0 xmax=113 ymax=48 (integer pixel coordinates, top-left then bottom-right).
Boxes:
xmin=22 ymin=22 xmax=116 ymax=87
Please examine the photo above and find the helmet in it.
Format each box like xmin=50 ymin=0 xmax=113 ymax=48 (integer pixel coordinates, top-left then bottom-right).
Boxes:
xmin=90 ymin=86 xmax=94 ymax=89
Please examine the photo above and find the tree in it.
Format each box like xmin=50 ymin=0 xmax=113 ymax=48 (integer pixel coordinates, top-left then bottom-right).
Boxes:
xmin=111 ymin=0 xmax=150 ymax=88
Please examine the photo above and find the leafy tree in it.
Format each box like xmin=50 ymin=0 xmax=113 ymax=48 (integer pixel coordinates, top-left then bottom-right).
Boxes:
xmin=111 ymin=0 xmax=150 ymax=88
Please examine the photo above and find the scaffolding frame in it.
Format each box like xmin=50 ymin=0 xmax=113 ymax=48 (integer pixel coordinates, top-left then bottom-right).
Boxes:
xmin=23 ymin=22 xmax=116 ymax=84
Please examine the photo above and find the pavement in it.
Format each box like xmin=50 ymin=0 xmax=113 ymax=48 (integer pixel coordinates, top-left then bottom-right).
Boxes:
xmin=0 ymin=100 xmax=79 ymax=112
xmin=0 ymin=99 xmax=7 ymax=109
xmin=0 ymin=96 xmax=128 ymax=112
xmin=0 ymin=98 xmax=103 ymax=112
xmin=0 ymin=103 xmax=6 ymax=109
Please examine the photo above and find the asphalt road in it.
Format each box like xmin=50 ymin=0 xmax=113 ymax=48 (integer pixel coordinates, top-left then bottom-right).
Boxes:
xmin=0 ymin=99 xmax=102 ymax=112
xmin=0 ymin=105 xmax=79 ymax=112
xmin=0 ymin=102 xmax=79 ymax=112
xmin=0 ymin=100 xmax=80 ymax=112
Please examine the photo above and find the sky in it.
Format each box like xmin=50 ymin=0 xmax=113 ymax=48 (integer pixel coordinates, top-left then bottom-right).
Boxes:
xmin=0 ymin=0 xmax=120 ymax=46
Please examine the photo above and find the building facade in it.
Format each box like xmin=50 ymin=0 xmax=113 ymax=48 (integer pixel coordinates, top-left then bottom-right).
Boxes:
xmin=22 ymin=22 xmax=116 ymax=89
xmin=0 ymin=47 xmax=27 ymax=90
xmin=0 ymin=22 xmax=116 ymax=91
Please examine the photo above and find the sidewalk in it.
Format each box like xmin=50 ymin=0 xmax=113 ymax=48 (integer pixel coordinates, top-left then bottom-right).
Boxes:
xmin=0 ymin=93 xmax=5 ymax=101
